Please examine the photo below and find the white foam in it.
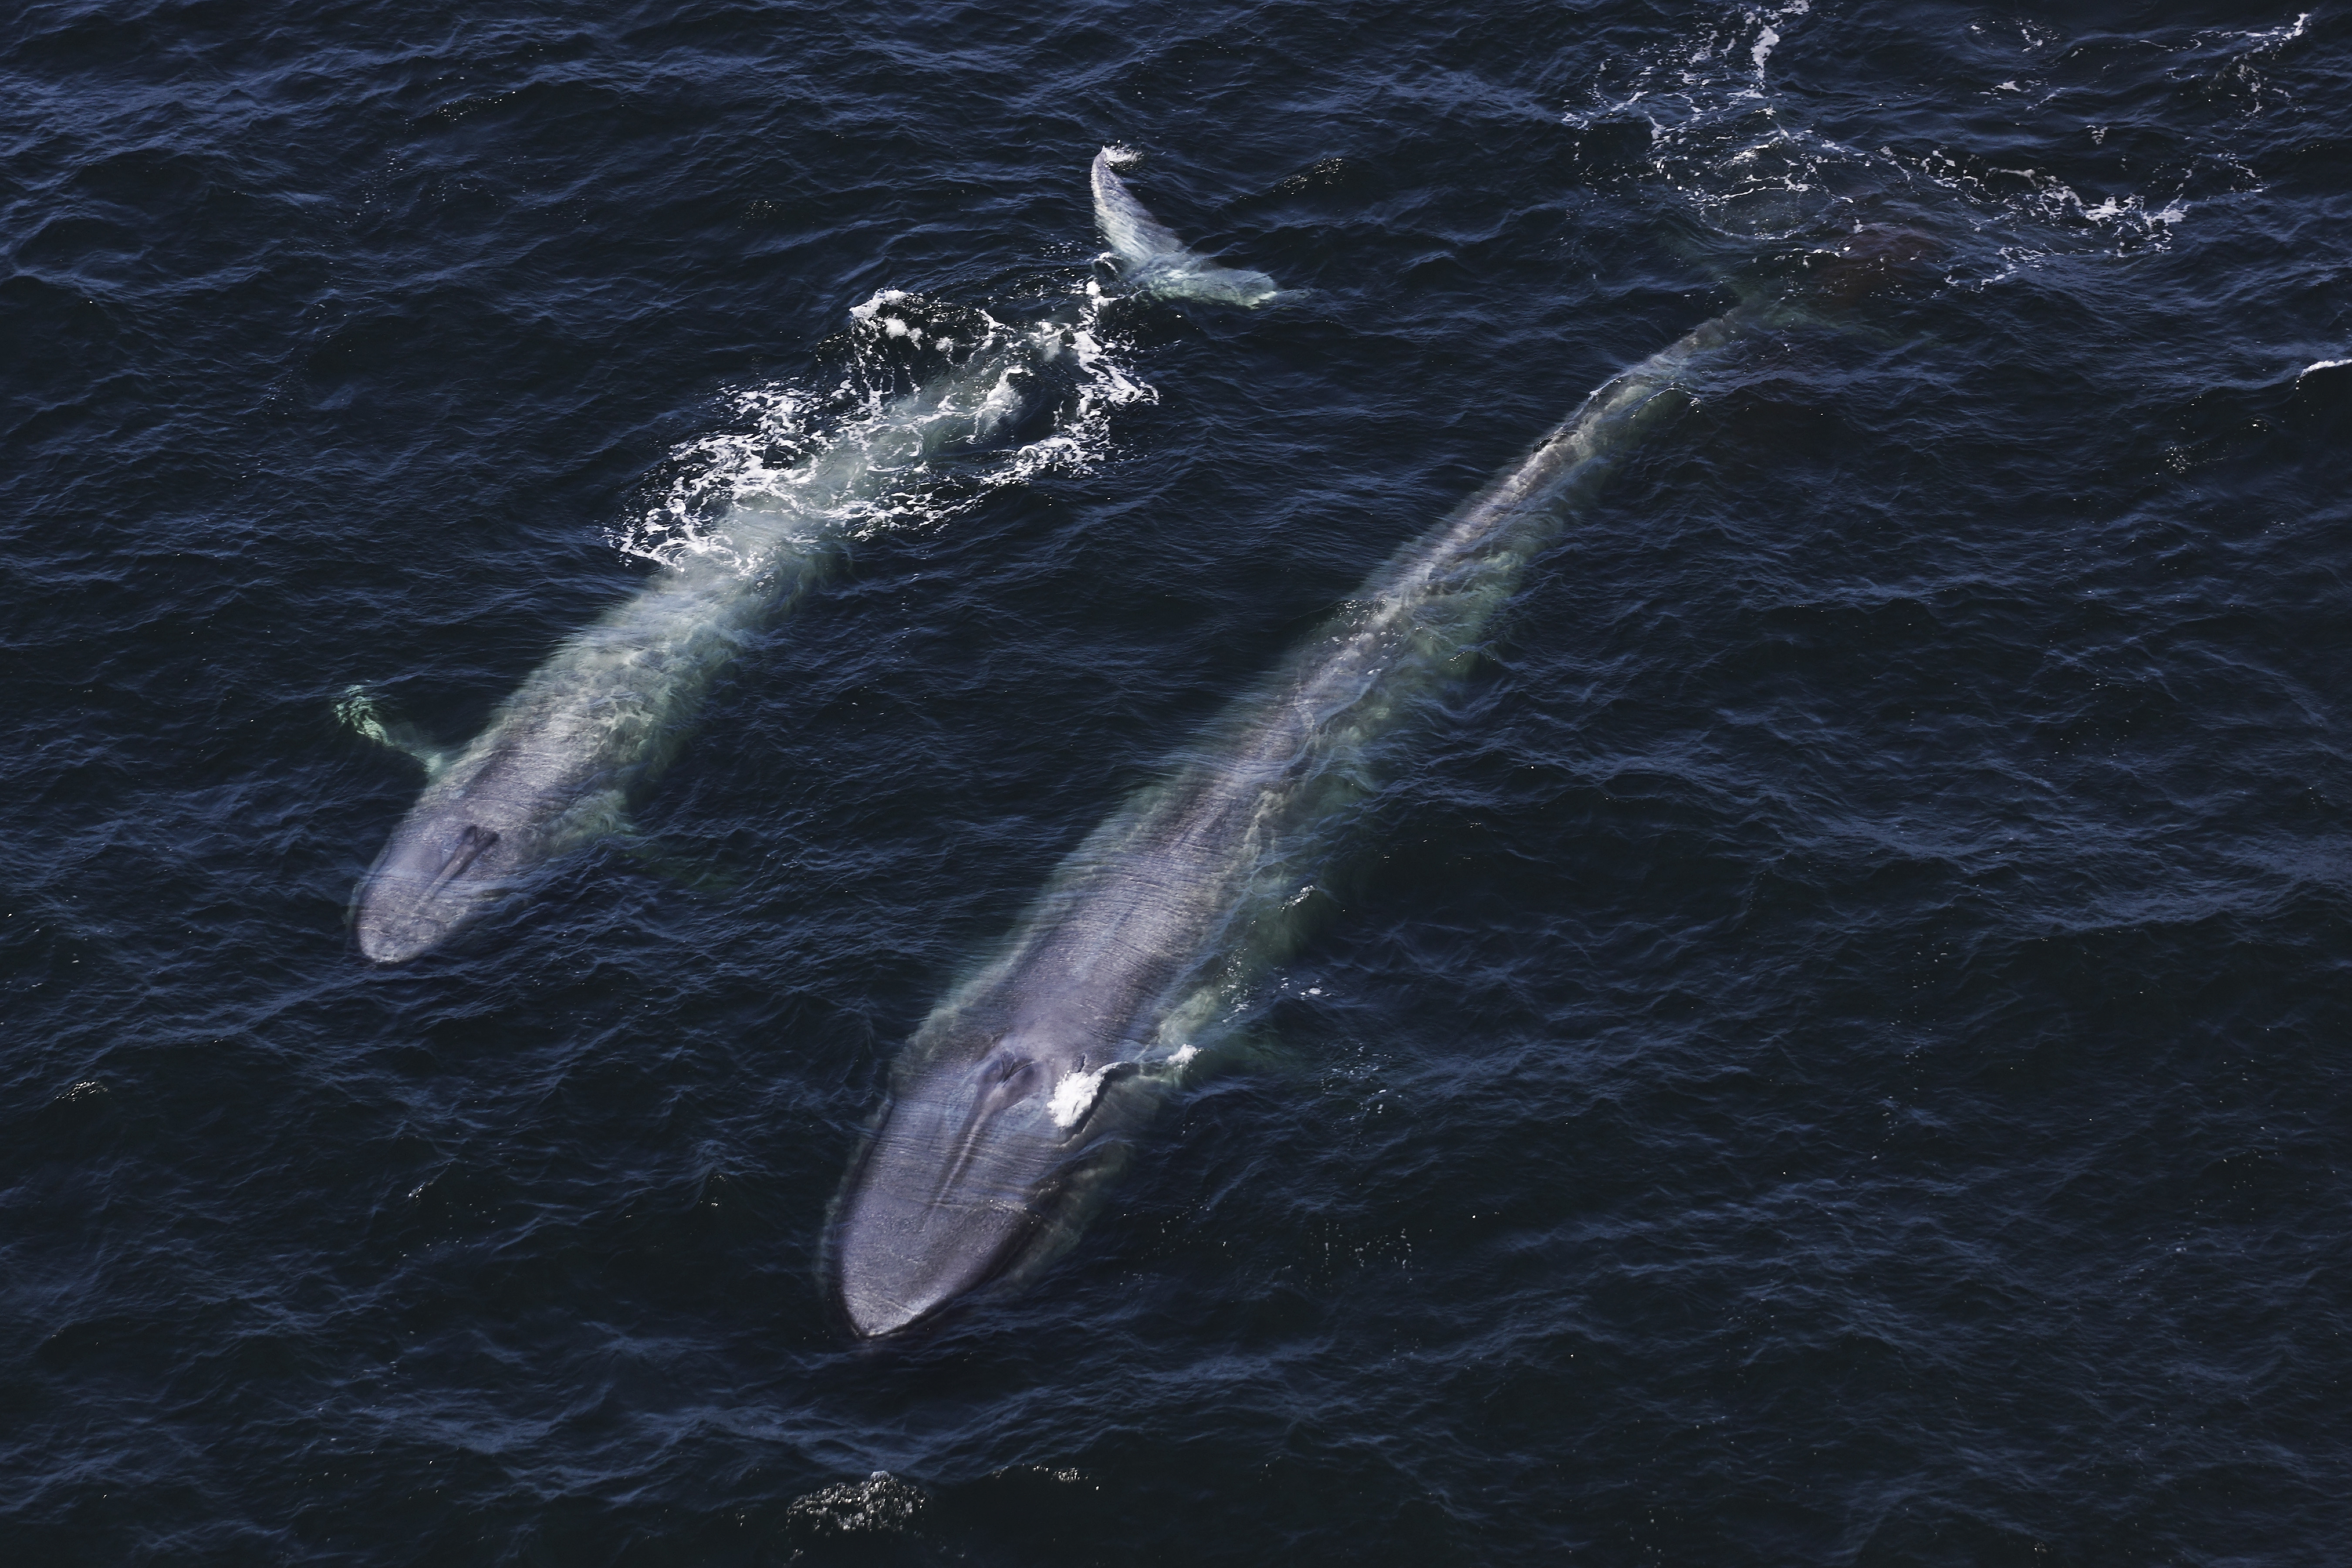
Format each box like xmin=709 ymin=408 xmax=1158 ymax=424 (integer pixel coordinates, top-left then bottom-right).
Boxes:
xmin=1046 ymin=1064 xmax=1115 ymax=1129
xmin=1749 ymin=0 xmax=1809 ymax=77
xmin=1902 ymin=146 xmax=2210 ymax=285
xmin=1559 ymin=0 xmax=1861 ymax=239
xmin=2299 ymin=358 xmax=2351 ymax=380
xmin=1563 ymin=0 xmax=2221 ymax=277
xmin=783 ymin=1471 xmax=923 ymax=1534
xmin=608 ymin=283 xmax=1154 ymax=573
xmin=848 ymin=288 xmax=911 ymax=322
xmin=2239 ymin=12 xmax=2310 ymax=49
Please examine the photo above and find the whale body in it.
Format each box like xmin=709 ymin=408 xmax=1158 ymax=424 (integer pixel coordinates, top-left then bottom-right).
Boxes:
xmin=349 ymin=155 xmax=1283 ymax=965
xmin=346 ymin=529 xmax=798 ymax=966
xmin=348 ymin=316 xmax=1071 ymax=963
xmin=827 ymin=305 xmax=1764 ymax=1337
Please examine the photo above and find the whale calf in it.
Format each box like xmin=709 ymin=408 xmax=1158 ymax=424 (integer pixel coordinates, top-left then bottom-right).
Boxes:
xmin=347 ymin=311 xmax=1076 ymax=963
xmin=348 ymin=154 xmax=1282 ymax=964
xmin=825 ymin=292 xmax=1830 ymax=1337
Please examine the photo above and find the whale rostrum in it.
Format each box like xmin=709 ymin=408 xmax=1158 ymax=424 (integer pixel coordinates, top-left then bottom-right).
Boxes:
xmin=346 ymin=152 xmax=1283 ymax=964
xmin=826 ymin=304 xmax=1766 ymax=1338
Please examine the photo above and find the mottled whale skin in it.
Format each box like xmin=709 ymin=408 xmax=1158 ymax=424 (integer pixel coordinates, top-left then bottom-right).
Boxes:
xmin=826 ymin=223 xmax=1952 ymax=1334
xmin=347 ymin=547 xmax=787 ymax=965
xmin=828 ymin=304 xmax=1768 ymax=1338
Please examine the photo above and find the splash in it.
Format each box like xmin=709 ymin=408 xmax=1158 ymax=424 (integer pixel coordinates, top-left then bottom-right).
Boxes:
xmin=1562 ymin=1 xmax=1871 ymax=242
xmin=1749 ymin=0 xmax=1808 ymax=79
xmin=2235 ymin=13 xmax=2311 ymax=52
xmin=1045 ymin=1063 xmax=1116 ymax=1129
xmin=1564 ymin=3 xmax=2263 ymax=282
xmin=608 ymin=283 xmax=1153 ymax=574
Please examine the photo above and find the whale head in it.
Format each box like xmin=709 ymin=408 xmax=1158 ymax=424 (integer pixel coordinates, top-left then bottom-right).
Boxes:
xmin=828 ymin=1019 xmax=1149 ymax=1338
xmin=350 ymin=809 xmax=518 ymax=964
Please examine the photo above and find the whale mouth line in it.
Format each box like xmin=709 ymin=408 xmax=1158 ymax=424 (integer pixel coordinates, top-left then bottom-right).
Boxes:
xmin=350 ymin=819 xmax=514 ymax=965
xmin=928 ymin=1053 xmax=1047 ymax=1205
xmin=428 ymin=823 xmax=501 ymax=893
xmin=834 ymin=1161 xmax=1051 ymax=1341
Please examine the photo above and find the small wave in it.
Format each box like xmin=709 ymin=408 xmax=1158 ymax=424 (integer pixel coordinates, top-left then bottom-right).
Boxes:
xmin=1561 ymin=4 xmax=2278 ymax=282
xmin=1561 ymin=2 xmax=1895 ymax=243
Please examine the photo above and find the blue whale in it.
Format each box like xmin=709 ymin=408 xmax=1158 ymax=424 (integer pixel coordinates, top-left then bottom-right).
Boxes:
xmin=827 ymin=304 xmax=1768 ymax=1336
xmin=348 ymin=152 xmax=1277 ymax=964
xmin=345 ymin=309 xmax=1070 ymax=963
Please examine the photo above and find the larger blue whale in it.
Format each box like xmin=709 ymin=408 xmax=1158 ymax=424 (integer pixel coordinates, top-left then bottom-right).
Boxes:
xmin=821 ymin=253 xmax=1918 ymax=1334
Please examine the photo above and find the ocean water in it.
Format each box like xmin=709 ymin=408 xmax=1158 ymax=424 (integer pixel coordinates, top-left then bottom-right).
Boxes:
xmin=5 ymin=0 xmax=2351 ymax=1561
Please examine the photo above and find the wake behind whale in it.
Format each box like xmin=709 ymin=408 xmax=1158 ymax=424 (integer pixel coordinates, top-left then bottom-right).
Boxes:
xmin=823 ymin=251 xmax=1923 ymax=1336
xmin=346 ymin=151 xmax=1279 ymax=964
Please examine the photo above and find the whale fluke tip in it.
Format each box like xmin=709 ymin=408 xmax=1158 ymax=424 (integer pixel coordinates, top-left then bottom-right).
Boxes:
xmin=1088 ymin=149 xmax=1286 ymax=308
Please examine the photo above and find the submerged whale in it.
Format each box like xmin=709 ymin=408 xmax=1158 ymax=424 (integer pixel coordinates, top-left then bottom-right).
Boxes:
xmin=347 ymin=152 xmax=1282 ymax=964
xmin=825 ymin=284 xmax=1868 ymax=1336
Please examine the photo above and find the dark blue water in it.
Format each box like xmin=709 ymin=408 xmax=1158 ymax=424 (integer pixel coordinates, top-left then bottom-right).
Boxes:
xmin=7 ymin=1 xmax=2351 ymax=1561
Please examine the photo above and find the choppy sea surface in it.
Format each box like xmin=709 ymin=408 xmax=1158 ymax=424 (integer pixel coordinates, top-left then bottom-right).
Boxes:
xmin=7 ymin=1 xmax=2352 ymax=1561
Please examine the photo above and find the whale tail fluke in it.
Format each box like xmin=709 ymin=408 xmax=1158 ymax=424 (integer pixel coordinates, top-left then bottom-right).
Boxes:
xmin=1089 ymin=147 xmax=1295 ymax=309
